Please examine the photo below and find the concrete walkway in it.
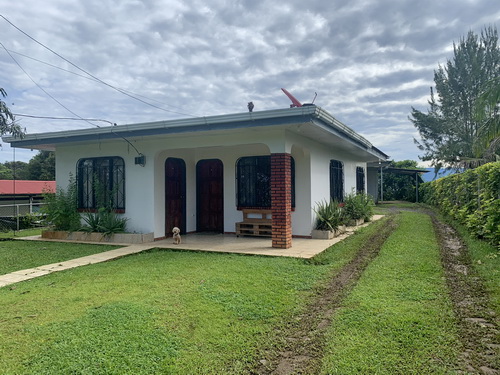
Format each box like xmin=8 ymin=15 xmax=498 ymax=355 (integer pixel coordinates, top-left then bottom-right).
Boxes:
xmin=0 ymin=215 xmax=383 ymax=288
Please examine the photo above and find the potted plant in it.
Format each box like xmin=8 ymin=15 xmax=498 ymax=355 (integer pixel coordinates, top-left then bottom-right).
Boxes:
xmin=343 ymin=193 xmax=365 ymax=226
xmin=312 ymin=200 xmax=345 ymax=239
xmin=343 ymin=192 xmax=374 ymax=226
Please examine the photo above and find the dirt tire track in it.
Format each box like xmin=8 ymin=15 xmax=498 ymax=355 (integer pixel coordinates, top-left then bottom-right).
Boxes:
xmin=253 ymin=215 xmax=398 ymax=375
xmin=432 ymin=217 xmax=499 ymax=375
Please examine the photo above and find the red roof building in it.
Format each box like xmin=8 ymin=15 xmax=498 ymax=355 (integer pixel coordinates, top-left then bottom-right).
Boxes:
xmin=0 ymin=180 xmax=55 ymax=195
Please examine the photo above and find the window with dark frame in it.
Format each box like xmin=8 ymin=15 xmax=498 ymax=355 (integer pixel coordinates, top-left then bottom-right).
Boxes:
xmin=330 ymin=159 xmax=344 ymax=202
xmin=356 ymin=166 xmax=365 ymax=194
xmin=236 ymin=155 xmax=295 ymax=209
xmin=77 ymin=157 xmax=125 ymax=211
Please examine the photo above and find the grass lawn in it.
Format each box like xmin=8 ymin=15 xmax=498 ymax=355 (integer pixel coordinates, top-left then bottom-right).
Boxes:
xmin=1 ymin=208 xmax=493 ymax=374
xmin=0 ymin=219 xmax=389 ymax=375
xmin=320 ymin=211 xmax=460 ymax=374
xmin=0 ymin=240 xmax=119 ymax=275
xmin=0 ymin=228 xmax=44 ymax=239
xmin=446 ymin=217 xmax=500 ymax=316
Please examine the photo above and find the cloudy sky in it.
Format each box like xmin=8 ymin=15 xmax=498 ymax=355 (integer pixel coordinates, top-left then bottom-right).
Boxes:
xmin=1 ymin=0 xmax=498 ymax=163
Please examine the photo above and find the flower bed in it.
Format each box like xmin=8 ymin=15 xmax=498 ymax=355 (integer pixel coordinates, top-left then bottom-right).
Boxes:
xmin=41 ymin=231 xmax=154 ymax=244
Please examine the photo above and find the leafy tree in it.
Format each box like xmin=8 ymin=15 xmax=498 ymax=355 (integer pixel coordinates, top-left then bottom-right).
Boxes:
xmin=410 ymin=26 xmax=500 ymax=169
xmin=474 ymin=77 xmax=500 ymax=160
xmin=27 ymin=151 xmax=55 ymax=180
xmin=382 ymin=160 xmax=421 ymax=202
xmin=1 ymin=161 xmax=29 ymax=180
xmin=0 ymin=87 xmax=23 ymax=138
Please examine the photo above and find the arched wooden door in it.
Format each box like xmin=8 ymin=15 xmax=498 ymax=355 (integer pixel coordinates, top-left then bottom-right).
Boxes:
xmin=196 ymin=159 xmax=223 ymax=233
xmin=165 ymin=158 xmax=186 ymax=236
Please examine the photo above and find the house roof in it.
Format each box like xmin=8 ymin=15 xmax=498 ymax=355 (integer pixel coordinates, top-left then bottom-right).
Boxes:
xmin=0 ymin=180 xmax=55 ymax=195
xmin=3 ymin=106 xmax=389 ymax=161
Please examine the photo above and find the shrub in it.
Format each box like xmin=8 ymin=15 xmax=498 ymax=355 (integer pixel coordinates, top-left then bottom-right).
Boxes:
xmin=343 ymin=193 xmax=374 ymax=222
xmin=41 ymin=176 xmax=81 ymax=231
xmin=420 ymin=162 xmax=500 ymax=247
xmin=313 ymin=200 xmax=344 ymax=232
xmin=81 ymin=209 xmax=128 ymax=236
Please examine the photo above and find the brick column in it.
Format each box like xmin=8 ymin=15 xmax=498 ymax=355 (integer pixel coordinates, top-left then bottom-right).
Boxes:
xmin=271 ymin=153 xmax=292 ymax=249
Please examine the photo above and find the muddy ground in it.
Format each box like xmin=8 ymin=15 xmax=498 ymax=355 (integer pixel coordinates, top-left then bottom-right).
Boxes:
xmin=252 ymin=210 xmax=499 ymax=375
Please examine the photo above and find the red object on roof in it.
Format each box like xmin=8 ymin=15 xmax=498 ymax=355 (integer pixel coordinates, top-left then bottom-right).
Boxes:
xmin=281 ymin=88 xmax=303 ymax=108
xmin=0 ymin=180 xmax=56 ymax=195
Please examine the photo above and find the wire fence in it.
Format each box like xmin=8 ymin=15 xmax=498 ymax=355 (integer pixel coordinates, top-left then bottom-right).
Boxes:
xmin=0 ymin=203 xmax=47 ymax=232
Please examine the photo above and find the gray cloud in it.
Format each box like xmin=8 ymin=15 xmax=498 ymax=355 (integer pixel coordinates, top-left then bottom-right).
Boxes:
xmin=0 ymin=0 xmax=498 ymax=164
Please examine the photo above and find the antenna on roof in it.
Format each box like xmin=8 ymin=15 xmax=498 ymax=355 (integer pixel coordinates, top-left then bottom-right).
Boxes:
xmin=281 ymin=88 xmax=302 ymax=108
xmin=281 ymin=88 xmax=317 ymax=108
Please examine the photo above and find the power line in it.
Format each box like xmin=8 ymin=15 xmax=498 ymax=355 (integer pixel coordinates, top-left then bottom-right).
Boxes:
xmin=1 ymin=44 xmax=142 ymax=156
xmin=6 ymin=48 xmax=200 ymax=116
xmin=13 ymin=113 xmax=117 ymax=125
xmin=1 ymin=14 xmax=198 ymax=118
xmin=1 ymin=42 xmax=100 ymax=129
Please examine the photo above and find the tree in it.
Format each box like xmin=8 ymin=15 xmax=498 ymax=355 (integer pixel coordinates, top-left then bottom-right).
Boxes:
xmin=410 ymin=26 xmax=500 ymax=169
xmin=474 ymin=77 xmax=500 ymax=160
xmin=381 ymin=160 xmax=421 ymax=202
xmin=2 ymin=161 xmax=29 ymax=180
xmin=0 ymin=87 xmax=23 ymax=137
xmin=27 ymin=151 xmax=55 ymax=180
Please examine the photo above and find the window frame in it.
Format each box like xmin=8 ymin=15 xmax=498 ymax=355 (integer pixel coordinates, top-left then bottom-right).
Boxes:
xmin=329 ymin=159 xmax=344 ymax=202
xmin=76 ymin=156 xmax=125 ymax=212
xmin=356 ymin=166 xmax=366 ymax=194
xmin=236 ymin=155 xmax=295 ymax=209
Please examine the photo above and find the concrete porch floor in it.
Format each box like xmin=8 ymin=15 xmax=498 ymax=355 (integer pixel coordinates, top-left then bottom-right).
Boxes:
xmin=0 ymin=215 xmax=383 ymax=288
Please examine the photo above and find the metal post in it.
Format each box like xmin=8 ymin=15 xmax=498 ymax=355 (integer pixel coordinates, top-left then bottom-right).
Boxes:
xmin=16 ymin=204 xmax=20 ymax=231
xmin=415 ymin=172 xmax=419 ymax=203
xmin=380 ymin=165 xmax=384 ymax=202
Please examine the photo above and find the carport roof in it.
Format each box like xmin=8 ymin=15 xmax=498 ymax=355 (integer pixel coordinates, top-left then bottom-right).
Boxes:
xmin=3 ymin=105 xmax=389 ymax=161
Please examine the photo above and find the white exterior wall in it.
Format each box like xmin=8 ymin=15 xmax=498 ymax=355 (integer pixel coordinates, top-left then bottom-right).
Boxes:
xmin=54 ymin=128 xmax=369 ymax=239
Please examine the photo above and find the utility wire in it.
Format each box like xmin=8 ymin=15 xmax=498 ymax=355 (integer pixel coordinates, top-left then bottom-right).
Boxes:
xmin=7 ymin=48 xmax=200 ymax=116
xmin=1 ymin=43 xmax=142 ymax=156
xmin=1 ymin=14 xmax=197 ymax=118
xmin=13 ymin=113 xmax=117 ymax=125
xmin=1 ymin=42 xmax=100 ymax=129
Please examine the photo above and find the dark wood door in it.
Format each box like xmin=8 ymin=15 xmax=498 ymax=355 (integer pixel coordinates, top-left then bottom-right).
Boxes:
xmin=197 ymin=159 xmax=223 ymax=232
xmin=165 ymin=158 xmax=186 ymax=236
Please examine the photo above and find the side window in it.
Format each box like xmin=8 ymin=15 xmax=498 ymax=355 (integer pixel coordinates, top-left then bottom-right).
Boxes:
xmin=236 ymin=156 xmax=295 ymax=208
xmin=330 ymin=160 xmax=344 ymax=202
xmin=77 ymin=156 xmax=125 ymax=211
xmin=356 ymin=166 xmax=365 ymax=194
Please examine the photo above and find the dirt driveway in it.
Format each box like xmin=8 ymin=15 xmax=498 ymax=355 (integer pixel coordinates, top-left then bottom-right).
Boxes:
xmin=253 ymin=209 xmax=499 ymax=375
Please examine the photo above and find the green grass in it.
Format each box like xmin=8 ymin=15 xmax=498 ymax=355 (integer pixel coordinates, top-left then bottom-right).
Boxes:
xmin=0 ymin=218 xmax=391 ymax=375
xmin=1 ymin=209 xmax=489 ymax=374
xmin=447 ymin=217 xmax=500 ymax=316
xmin=0 ymin=240 xmax=118 ymax=275
xmin=0 ymin=228 xmax=44 ymax=238
xmin=0 ymin=250 xmax=324 ymax=374
xmin=320 ymin=212 xmax=459 ymax=374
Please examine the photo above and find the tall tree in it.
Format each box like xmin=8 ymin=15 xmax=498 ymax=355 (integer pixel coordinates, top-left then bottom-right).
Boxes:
xmin=0 ymin=87 xmax=23 ymax=137
xmin=410 ymin=26 xmax=500 ymax=169
xmin=27 ymin=151 xmax=55 ymax=180
xmin=1 ymin=161 xmax=29 ymax=180
xmin=474 ymin=77 xmax=500 ymax=160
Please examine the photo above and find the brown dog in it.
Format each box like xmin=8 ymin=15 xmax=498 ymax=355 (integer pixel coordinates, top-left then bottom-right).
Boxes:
xmin=172 ymin=227 xmax=181 ymax=245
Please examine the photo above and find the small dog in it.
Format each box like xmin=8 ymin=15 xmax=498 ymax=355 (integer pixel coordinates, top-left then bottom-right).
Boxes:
xmin=172 ymin=227 xmax=181 ymax=245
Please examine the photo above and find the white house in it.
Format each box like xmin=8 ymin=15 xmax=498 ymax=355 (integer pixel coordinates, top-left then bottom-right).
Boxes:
xmin=4 ymin=105 xmax=388 ymax=248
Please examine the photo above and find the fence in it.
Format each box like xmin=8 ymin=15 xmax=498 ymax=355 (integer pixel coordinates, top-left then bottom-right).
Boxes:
xmin=0 ymin=202 xmax=47 ymax=232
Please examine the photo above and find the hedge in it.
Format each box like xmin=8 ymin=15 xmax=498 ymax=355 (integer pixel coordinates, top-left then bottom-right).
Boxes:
xmin=420 ymin=162 xmax=500 ymax=248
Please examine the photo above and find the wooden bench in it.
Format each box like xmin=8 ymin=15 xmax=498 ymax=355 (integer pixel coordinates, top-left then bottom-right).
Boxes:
xmin=236 ymin=209 xmax=272 ymax=237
